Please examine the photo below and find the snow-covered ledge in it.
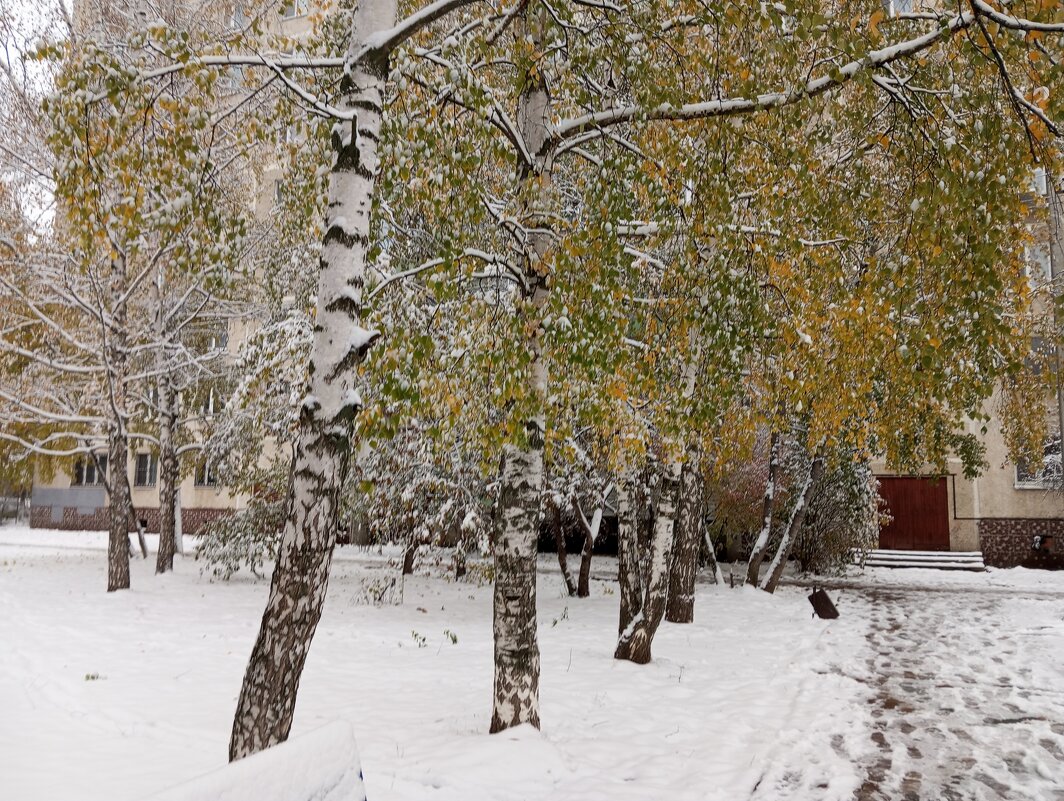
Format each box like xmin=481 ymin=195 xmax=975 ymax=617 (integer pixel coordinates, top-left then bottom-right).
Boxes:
xmin=145 ymin=722 xmax=366 ymax=801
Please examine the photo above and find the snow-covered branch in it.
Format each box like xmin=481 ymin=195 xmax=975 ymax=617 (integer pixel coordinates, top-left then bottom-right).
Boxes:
xmin=550 ymin=10 xmax=976 ymax=144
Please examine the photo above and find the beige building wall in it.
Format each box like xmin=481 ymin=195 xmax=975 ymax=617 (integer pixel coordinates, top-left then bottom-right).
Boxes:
xmin=31 ymin=448 xmax=245 ymax=533
xmin=873 ymin=388 xmax=1064 ymax=566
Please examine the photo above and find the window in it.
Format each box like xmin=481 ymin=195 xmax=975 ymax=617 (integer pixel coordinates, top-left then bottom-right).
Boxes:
xmin=201 ymin=386 xmax=223 ymax=417
xmin=1024 ymin=336 xmax=1057 ymax=376
xmin=195 ymin=461 xmax=219 ymax=487
xmin=72 ymin=456 xmax=107 ymax=486
xmin=885 ymin=0 xmax=913 ymax=16
xmin=223 ymin=65 xmax=247 ymax=92
xmin=282 ymin=0 xmax=308 ymax=19
xmin=1024 ymin=244 xmax=1052 ymax=283
xmin=1033 ymin=167 xmax=1049 ymax=197
xmin=134 ymin=453 xmax=158 ymax=487
xmin=1017 ymin=433 xmax=1062 ymax=489
xmin=208 ymin=328 xmax=229 ymax=351
xmin=230 ymin=4 xmax=247 ymax=29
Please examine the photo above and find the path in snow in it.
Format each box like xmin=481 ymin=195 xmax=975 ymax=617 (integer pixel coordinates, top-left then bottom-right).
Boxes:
xmin=852 ymin=586 xmax=1064 ymax=801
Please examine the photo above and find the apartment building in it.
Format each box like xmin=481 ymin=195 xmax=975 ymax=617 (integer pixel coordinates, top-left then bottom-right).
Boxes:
xmin=29 ymin=1 xmax=312 ymax=535
xmin=872 ymin=170 xmax=1064 ymax=569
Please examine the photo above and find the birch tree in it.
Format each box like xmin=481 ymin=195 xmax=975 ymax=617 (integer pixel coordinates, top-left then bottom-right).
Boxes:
xmin=225 ymin=0 xmax=498 ymax=759
xmin=93 ymin=0 xmax=1064 ymax=739
xmin=359 ymin=0 xmax=1064 ymax=693
xmin=0 ymin=5 xmax=256 ymax=589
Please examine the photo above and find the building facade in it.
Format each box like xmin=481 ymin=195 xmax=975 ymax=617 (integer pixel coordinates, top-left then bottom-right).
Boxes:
xmin=873 ymin=401 xmax=1064 ymax=569
xmin=28 ymin=1 xmax=316 ymax=537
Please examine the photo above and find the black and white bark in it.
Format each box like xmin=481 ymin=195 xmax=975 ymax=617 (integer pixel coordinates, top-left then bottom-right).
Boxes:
xmin=402 ymin=542 xmax=418 ymax=575
xmin=572 ymin=488 xmax=608 ymax=599
xmin=228 ymin=0 xmax=394 ymax=761
xmin=122 ymin=467 xmax=149 ymax=560
xmin=156 ymin=373 xmax=178 ymax=573
xmin=744 ymin=431 xmax=780 ymax=587
xmin=154 ymin=274 xmax=179 ymax=574
xmin=615 ymin=470 xmax=642 ymax=637
xmin=666 ymin=454 xmax=702 ymax=624
xmin=548 ymin=494 xmax=577 ymax=596
xmin=702 ymin=519 xmax=725 ymax=586
xmin=615 ymin=460 xmax=681 ymax=664
xmin=454 ymin=538 xmax=467 ymax=579
xmin=491 ymin=430 xmax=544 ymax=732
xmin=489 ymin=4 xmax=552 ymax=735
xmin=105 ymin=251 xmax=131 ymax=592
xmin=104 ymin=430 xmax=131 ymax=591
xmin=761 ymin=454 xmax=825 ymax=594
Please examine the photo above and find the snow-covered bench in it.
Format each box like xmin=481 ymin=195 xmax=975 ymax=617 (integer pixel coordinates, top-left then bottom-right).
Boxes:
xmin=146 ymin=722 xmax=366 ymax=801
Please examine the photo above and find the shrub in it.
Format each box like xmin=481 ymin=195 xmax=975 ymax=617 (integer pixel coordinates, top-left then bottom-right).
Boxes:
xmin=793 ymin=458 xmax=883 ymax=575
xmin=197 ymin=498 xmax=285 ymax=580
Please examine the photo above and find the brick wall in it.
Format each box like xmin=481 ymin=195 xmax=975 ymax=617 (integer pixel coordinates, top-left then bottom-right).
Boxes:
xmin=979 ymin=519 xmax=1064 ymax=569
xmin=180 ymin=508 xmax=230 ymax=534
xmin=30 ymin=505 xmax=230 ymax=536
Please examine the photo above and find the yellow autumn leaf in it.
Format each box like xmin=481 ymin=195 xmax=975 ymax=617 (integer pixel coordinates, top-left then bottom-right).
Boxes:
xmin=868 ymin=9 xmax=885 ymax=39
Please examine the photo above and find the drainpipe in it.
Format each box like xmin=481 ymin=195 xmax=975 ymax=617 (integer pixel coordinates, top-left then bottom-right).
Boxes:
xmin=1046 ymin=171 xmax=1064 ymax=477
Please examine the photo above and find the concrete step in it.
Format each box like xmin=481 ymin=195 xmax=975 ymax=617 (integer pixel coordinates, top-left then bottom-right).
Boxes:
xmin=857 ymin=549 xmax=986 ymax=571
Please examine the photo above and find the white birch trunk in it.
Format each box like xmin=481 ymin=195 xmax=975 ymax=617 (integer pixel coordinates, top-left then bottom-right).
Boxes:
xmin=615 ymin=460 xmax=681 ymax=664
xmin=761 ymin=455 xmax=824 ymax=594
xmin=573 ymin=494 xmax=605 ymax=598
xmin=549 ymin=494 xmax=577 ymax=596
xmin=490 ymin=4 xmax=552 ymax=734
xmin=666 ymin=452 xmax=702 ymax=623
xmin=106 ymin=252 xmax=131 ymax=592
xmin=703 ymin=521 xmax=725 ymax=586
xmin=745 ymin=432 xmax=780 ymax=586
xmin=490 ymin=441 xmax=544 ymax=732
xmin=154 ymin=275 xmax=178 ymax=573
xmin=105 ymin=429 xmax=131 ymax=591
xmin=174 ymin=481 xmax=183 ymax=555
xmin=229 ymin=0 xmax=394 ymax=760
xmin=615 ymin=470 xmax=642 ymax=637
xmin=156 ymin=381 xmax=178 ymax=572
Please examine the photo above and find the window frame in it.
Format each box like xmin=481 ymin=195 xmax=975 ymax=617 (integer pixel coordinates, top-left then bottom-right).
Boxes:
xmin=1015 ymin=434 xmax=1063 ymax=490
xmin=194 ymin=461 xmax=219 ymax=487
xmin=134 ymin=453 xmax=159 ymax=487
xmin=72 ymin=455 xmax=107 ymax=486
xmin=281 ymin=1 xmax=308 ymax=20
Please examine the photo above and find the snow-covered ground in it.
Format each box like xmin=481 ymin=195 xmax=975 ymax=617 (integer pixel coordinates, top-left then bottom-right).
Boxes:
xmin=851 ymin=586 xmax=1064 ymax=800
xmin=814 ymin=562 xmax=1064 ymax=595
xmin=6 ymin=526 xmax=1064 ymax=801
xmin=1 ymin=525 xmax=873 ymax=801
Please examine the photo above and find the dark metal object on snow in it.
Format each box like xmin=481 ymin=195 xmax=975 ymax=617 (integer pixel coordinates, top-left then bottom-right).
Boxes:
xmin=808 ymin=587 xmax=839 ymax=619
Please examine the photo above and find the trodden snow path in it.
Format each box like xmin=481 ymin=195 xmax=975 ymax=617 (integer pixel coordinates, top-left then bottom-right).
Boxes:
xmin=0 ymin=526 xmax=873 ymax=801
xmin=850 ymin=586 xmax=1064 ymax=801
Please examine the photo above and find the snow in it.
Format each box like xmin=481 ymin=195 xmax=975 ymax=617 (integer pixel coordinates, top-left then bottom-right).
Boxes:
xmin=840 ymin=583 xmax=1064 ymax=800
xmin=345 ymin=325 xmax=380 ymax=358
xmin=818 ymin=563 xmax=1064 ymax=594
xmin=0 ymin=525 xmax=874 ymax=801
xmin=147 ymin=722 xmax=365 ymax=801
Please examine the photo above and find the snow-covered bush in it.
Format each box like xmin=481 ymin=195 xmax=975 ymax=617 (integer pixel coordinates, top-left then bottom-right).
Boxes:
xmin=348 ymin=424 xmax=493 ymax=555
xmin=354 ymin=572 xmax=404 ymax=606
xmin=196 ymin=497 xmax=285 ymax=580
xmin=792 ymin=458 xmax=883 ymax=575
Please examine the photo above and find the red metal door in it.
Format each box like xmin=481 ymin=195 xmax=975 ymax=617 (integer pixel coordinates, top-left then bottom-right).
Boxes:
xmin=877 ymin=477 xmax=950 ymax=551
